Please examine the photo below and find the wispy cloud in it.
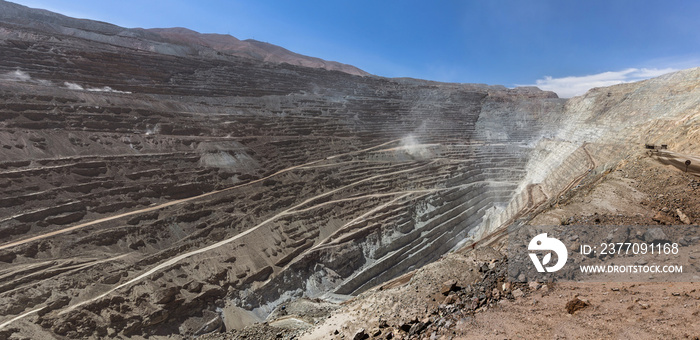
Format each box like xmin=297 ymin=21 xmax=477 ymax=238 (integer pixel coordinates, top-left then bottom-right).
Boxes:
xmin=522 ymin=68 xmax=679 ymax=98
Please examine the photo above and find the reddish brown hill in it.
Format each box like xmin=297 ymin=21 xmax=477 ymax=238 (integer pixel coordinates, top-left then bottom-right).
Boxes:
xmin=145 ymin=27 xmax=369 ymax=76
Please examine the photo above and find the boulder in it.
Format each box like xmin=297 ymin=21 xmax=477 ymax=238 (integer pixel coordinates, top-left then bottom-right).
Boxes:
xmin=677 ymin=209 xmax=691 ymax=224
xmin=565 ymin=297 xmax=589 ymax=314
xmin=440 ymin=280 xmax=459 ymax=296
xmin=353 ymin=328 xmax=369 ymax=340
xmin=153 ymin=286 xmax=179 ymax=304
xmin=643 ymin=228 xmax=668 ymax=244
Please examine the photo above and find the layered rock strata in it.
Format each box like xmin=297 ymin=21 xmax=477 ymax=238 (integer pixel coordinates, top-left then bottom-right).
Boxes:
xmin=1 ymin=1 xmax=699 ymax=338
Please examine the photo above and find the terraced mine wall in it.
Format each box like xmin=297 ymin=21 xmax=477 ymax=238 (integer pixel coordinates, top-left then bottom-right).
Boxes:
xmin=1 ymin=2 xmax=700 ymax=338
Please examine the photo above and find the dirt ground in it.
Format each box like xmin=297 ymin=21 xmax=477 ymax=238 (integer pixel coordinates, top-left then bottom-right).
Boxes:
xmin=532 ymin=151 xmax=700 ymax=227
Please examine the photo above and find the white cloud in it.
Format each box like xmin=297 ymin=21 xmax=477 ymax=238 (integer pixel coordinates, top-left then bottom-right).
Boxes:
xmin=522 ymin=67 xmax=679 ymax=98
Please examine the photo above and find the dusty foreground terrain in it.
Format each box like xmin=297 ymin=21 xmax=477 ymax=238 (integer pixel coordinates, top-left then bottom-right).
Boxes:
xmin=205 ymin=153 xmax=700 ymax=340
xmin=1 ymin=1 xmax=700 ymax=339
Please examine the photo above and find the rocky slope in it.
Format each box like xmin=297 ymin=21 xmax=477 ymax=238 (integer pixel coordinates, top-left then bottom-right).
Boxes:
xmin=290 ymin=137 xmax=700 ymax=340
xmin=0 ymin=1 xmax=699 ymax=339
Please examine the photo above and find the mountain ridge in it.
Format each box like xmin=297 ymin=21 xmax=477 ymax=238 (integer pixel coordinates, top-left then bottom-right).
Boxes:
xmin=142 ymin=27 xmax=369 ymax=76
xmin=0 ymin=0 xmax=368 ymax=76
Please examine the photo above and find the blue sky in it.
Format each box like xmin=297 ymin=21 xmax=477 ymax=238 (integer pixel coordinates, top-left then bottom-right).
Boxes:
xmin=9 ymin=0 xmax=700 ymax=97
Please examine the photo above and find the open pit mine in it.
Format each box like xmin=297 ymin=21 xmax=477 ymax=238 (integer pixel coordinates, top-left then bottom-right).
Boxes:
xmin=0 ymin=1 xmax=699 ymax=339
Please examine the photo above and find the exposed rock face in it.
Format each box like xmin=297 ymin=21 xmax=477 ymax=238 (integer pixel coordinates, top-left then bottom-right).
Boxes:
xmin=0 ymin=1 xmax=699 ymax=339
